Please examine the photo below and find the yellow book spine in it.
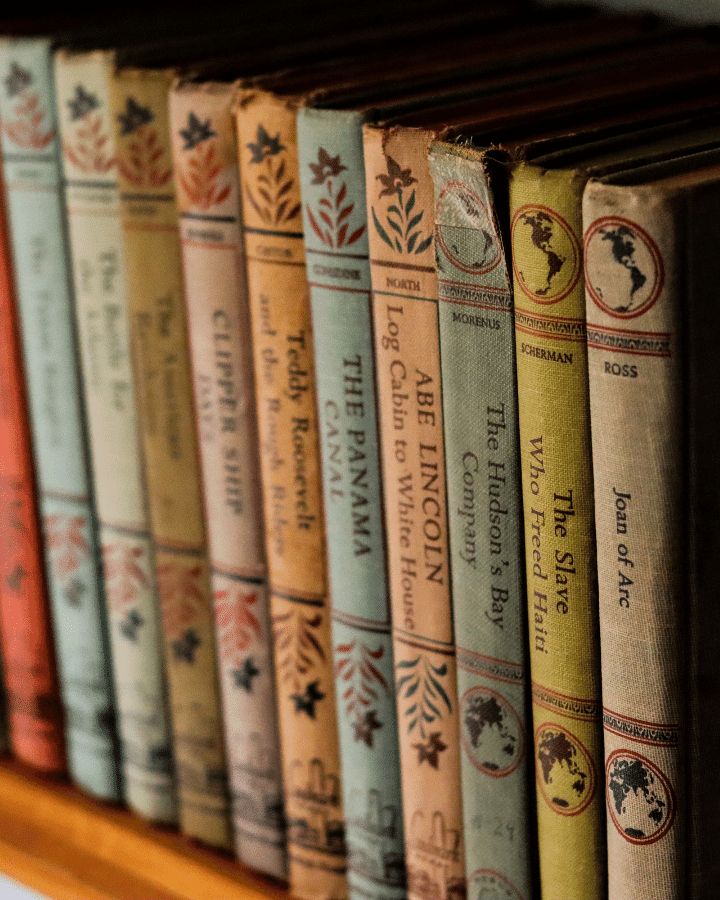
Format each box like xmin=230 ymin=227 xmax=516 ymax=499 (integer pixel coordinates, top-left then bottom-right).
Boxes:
xmin=111 ymin=67 xmax=231 ymax=850
xmin=509 ymin=162 xmax=605 ymax=899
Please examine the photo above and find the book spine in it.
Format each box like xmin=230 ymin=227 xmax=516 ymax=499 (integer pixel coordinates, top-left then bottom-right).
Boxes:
xmin=297 ymin=107 xmax=405 ymax=899
xmin=111 ymin=67 xmax=231 ymax=849
xmin=362 ymin=124 xmax=465 ymax=900
xmin=509 ymin=161 xmax=604 ymax=899
xmin=54 ymin=49 xmax=176 ymax=824
xmin=169 ymin=82 xmax=285 ymax=875
xmin=429 ymin=144 xmax=533 ymax=899
xmin=583 ymin=180 xmax=684 ymax=898
xmin=0 ymin=39 xmax=119 ymax=798
xmin=235 ymin=91 xmax=346 ymax=899
xmin=0 ymin=174 xmax=65 ymax=773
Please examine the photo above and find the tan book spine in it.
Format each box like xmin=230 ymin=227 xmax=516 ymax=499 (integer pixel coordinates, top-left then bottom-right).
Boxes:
xmin=111 ymin=66 xmax=231 ymax=849
xmin=363 ymin=124 xmax=465 ymax=900
xmin=169 ymin=80 xmax=286 ymax=878
xmin=584 ymin=180 xmax=684 ymax=898
xmin=234 ymin=89 xmax=345 ymax=898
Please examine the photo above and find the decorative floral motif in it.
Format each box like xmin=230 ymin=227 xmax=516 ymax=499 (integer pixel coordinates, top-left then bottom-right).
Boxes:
xmin=62 ymin=85 xmax=113 ymax=174
xmin=177 ymin=112 xmax=230 ymax=210
xmin=396 ymin=655 xmax=452 ymax=768
xmin=2 ymin=61 xmax=54 ymax=150
xmin=372 ymin=155 xmax=432 ymax=255
xmin=305 ymin=147 xmax=364 ymax=249
xmin=0 ymin=479 xmax=28 ymax=593
xmin=116 ymin=96 xmax=171 ymax=188
xmin=273 ymin=606 xmax=326 ymax=717
xmin=244 ymin=123 xmax=300 ymax=225
xmin=214 ymin=585 xmax=262 ymax=690
xmin=157 ymin=562 xmax=204 ymax=664
xmin=233 ymin=657 xmax=260 ymax=692
xmin=44 ymin=514 xmax=90 ymax=606
xmin=103 ymin=543 xmax=149 ymax=641
xmin=335 ymin=640 xmax=389 ymax=747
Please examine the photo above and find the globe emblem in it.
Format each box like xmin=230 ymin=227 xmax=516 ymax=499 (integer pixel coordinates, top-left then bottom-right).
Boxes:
xmin=461 ymin=686 xmax=524 ymax=777
xmin=511 ymin=204 xmax=581 ymax=304
xmin=435 ymin=182 xmax=500 ymax=275
xmin=606 ymin=750 xmax=675 ymax=844
xmin=535 ymin=723 xmax=595 ymax=815
xmin=585 ymin=215 xmax=664 ymax=319
xmin=470 ymin=868 xmax=523 ymax=900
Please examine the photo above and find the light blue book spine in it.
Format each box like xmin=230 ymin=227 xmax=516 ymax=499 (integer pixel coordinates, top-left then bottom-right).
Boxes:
xmin=428 ymin=144 xmax=533 ymax=899
xmin=298 ymin=107 xmax=405 ymax=900
xmin=0 ymin=38 xmax=120 ymax=800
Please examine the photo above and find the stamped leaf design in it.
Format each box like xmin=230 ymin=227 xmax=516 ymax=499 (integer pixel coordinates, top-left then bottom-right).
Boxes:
xmin=397 ymin=655 xmax=452 ymax=766
xmin=44 ymin=514 xmax=89 ymax=577
xmin=62 ymin=84 xmax=113 ymax=174
xmin=372 ymin=155 xmax=432 ymax=255
xmin=177 ymin=111 xmax=231 ymax=210
xmin=0 ymin=478 xmax=28 ymax=593
xmin=156 ymin=562 xmax=204 ymax=663
xmin=244 ymin=123 xmax=300 ymax=225
xmin=273 ymin=607 xmax=326 ymax=716
xmin=102 ymin=543 xmax=148 ymax=610
xmin=305 ymin=147 xmax=364 ymax=249
xmin=116 ymin=97 xmax=171 ymax=188
xmin=2 ymin=62 xmax=54 ymax=150
xmin=334 ymin=640 xmax=389 ymax=747
xmin=214 ymin=585 xmax=262 ymax=663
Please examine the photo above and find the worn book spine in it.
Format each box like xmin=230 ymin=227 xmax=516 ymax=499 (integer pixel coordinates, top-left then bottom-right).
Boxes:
xmin=54 ymin=48 xmax=176 ymax=824
xmin=169 ymin=80 xmax=285 ymax=874
xmin=509 ymin=161 xmax=604 ymax=899
xmin=0 ymin=176 xmax=65 ymax=773
xmin=584 ymin=180 xmax=684 ymax=898
xmin=429 ymin=143 xmax=533 ymax=900
xmin=0 ymin=38 xmax=119 ymax=798
xmin=111 ymin=67 xmax=231 ymax=849
xmin=235 ymin=90 xmax=346 ymax=899
xmin=298 ymin=107 xmax=405 ymax=899
xmin=363 ymin=124 xmax=465 ymax=900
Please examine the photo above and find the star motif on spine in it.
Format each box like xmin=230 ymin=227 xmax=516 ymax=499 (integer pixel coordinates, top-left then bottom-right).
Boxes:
xmin=4 ymin=62 xmax=31 ymax=98
xmin=120 ymin=608 xmax=145 ymax=642
xmin=172 ymin=628 xmax=200 ymax=663
xmin=117 ymin=97 xmax=154 ymax=135
xmin=290 ymin=680 xmax=325 ymax=718
xmin=233 ymin=657 xmax=260 ymax=692
xmin=67 ymin=84 xmax=99 ymax=121
xmin=352 ymin=710 xmax=383 ymax=747
xmin=412 ymin=732 xmax=447 ymax=768
xmin=64 ymin=577 xmax=86 ymax=606
xmin=5 ymin=564 xmax=26 ymax=592
xmin=179 ymin=111 xmax=216 ymax=150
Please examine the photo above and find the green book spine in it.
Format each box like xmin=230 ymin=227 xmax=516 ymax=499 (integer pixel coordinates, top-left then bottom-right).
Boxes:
xmin=0 ymin=37 xmax=120 ymax=800
xmin=298 ymin=106 xmax=405 ymax=900
xmin=429 ymin=143 xmax=533 ymax=900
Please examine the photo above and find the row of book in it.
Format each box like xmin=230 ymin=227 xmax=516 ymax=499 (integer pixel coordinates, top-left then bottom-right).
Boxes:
xmin=0 ymin=4 xmax=718 ymax=899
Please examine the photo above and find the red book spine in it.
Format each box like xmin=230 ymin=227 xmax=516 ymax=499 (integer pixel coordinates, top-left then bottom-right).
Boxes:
xmin=0 ymin=184 xmax=65 ymax=772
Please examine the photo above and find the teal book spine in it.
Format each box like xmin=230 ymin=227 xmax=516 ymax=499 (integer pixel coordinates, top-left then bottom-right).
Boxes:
xmin=428 ymin=144 xmax=533 ymax=899
xmin=298 ymin=107 xmax=405 ymax=899
xmin=0 ymin=38 xmax=120 ymax=799
xmin=53 ymin=48 xmax=176 ymax=822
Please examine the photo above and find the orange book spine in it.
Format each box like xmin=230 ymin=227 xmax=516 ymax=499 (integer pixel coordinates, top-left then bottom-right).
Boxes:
xmin=0 ymin=184 xmax=65 ymax=772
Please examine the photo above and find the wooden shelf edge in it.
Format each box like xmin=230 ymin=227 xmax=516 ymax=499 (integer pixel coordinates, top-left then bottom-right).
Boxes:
xmin=0 ymin=759 xmax=287 ymax=900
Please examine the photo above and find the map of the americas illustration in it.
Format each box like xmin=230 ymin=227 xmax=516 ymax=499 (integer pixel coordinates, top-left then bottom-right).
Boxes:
xmin=464 ymin=693 xmax=517 ymax=772
xmin=518 ymin=210 xmax=566 ymax=296
xmin=599 ymin=224 xmax=647 ymax=312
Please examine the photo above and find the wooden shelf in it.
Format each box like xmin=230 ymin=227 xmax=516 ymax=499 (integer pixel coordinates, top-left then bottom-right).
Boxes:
xmin=0 ymin=759 xmax=287 ymax=899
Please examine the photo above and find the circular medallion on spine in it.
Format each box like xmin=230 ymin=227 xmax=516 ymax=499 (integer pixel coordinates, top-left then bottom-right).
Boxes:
xmin=511 ymin=204 xmax=581 ymax=304
xmin=606 ymin=749 xmax=676 ymax=844
xmin=461 ymin=685 xmax=524 ymax=777
xmin=584 ymin=215 xmax=664 ymax=319
xmin=435 ymin=181 xmax=501 ymax=275
xmin=470 ymin=868 xmax=524 ymax=900
xmin=535 ymin=722 xmax=596 ymax=816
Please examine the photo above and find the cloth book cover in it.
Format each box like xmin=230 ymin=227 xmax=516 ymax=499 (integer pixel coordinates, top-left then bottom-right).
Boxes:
xmin=0 ymin=173 xmax=65 ymax=774
xmin=363 ymin=123 xmax=465 ymax=900
xmin=0 ymin=36 xmax=120 ymax=799
xmin=169 ymin=79 xmax=285 ymax=876
xmin=235 ymin=87 xmax=346 ymax=899
xmin=297 ymin=105 xmax=405 ymax=899
xmin=54 ymin=46 xmax=177 ymax=824
xmin=429 ymin=142 xmax=533 ymax=900
xmin=110 ymin=64 xmax=232 ymax=849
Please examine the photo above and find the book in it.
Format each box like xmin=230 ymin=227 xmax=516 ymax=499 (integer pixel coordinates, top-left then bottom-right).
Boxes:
xmin=235 ymin=87 xmax=346 ymax=898
xmin=110 ymin=63 xmax=232 ymax=849
xmin=363 ymin=123 xmax=465 ymax=899
xmin=0 ymin=36 xmax=120 ymax=799
xmin=169 ymin=79 xmax=285 ymax=876
xmin=0 ymin=172 xmax=65 ymax=774
xmin=297 ymin=107 xmax=405 ymax=898
xmin=54 ymin=46 xmax=177 ymax=825
xmin=428 ymin=142 xmax=533 ymax=899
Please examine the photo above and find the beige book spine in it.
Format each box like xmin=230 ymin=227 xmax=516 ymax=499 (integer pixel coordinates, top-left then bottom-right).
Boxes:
xmin=111 ymin=66 xmax=231 ymax=849
xmin=584 ymin=179 xmax=684 ymax=898
xmin=363 ymin=124 xmax=465 ymax=900
xmin=234 ymin=89 xmax=345 ymax=899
